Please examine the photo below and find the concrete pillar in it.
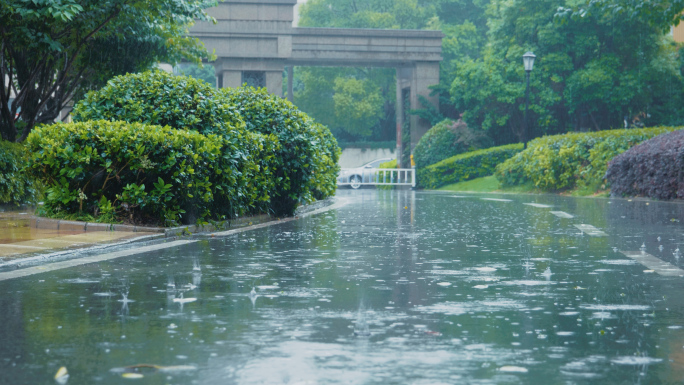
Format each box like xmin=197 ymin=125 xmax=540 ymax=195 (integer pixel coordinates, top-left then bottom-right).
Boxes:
xmin=220 ymin=70 xmax=242 ymax=89
xmin=410 ymin=62 xmax=440 ymax=150
xmin=396 ymin=67 xmax=412 ymax=168
xmin=266 ymin=71 xmax=283 ymax=97
xmin=396 ymin=71 xmax=403 ymax=169
xmin=287 ymin=66 xmax=294 ymax=102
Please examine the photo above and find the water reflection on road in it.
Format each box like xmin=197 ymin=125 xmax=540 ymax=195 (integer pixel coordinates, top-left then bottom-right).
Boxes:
xmin=1 ymin=190 xmax=684 ymax=384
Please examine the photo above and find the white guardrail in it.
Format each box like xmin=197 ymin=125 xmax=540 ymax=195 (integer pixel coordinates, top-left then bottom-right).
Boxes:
xmin=337 ymin=168 xmax=416 ymax=189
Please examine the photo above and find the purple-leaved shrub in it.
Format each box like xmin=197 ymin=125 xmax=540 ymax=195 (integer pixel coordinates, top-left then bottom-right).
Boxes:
xmin=606 ymin=129 xmax=684 ymax=199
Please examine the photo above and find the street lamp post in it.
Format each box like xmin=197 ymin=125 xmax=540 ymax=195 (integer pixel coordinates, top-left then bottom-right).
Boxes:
xmin=522 ymin=51 xmax=536 ymax=148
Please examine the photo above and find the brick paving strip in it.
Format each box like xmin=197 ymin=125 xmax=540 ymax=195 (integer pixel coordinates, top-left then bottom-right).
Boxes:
xmin=0 ymin=197 xmax=350 ymax=281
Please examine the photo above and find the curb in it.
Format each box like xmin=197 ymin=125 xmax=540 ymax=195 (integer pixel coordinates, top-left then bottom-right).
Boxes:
xmin=28 ymin=213 xmax=274 ymax=237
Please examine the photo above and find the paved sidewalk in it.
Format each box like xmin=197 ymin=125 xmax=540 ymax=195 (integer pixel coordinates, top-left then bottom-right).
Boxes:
xmin=0 ymin=197 xmax=340 ymax=263
xmin=0 ymin=211 xmax=157 ymax=260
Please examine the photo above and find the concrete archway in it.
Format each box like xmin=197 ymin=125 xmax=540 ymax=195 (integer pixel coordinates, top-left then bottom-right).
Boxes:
xmin=189 ymin=0 xmax=443 ymax=166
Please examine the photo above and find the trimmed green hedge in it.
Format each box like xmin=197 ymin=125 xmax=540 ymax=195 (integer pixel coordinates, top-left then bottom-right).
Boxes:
xmin=309 ymin=122 xmax=341 ymax=200
xmin=222 ymin=86 xmax=339 ymax=216
xmin=72 ymin=70 xmax=276 ymax=218
xmin=0 ymin=141 xmax=39 ymax=205
xmin=73 ymin=70 xmax=243 ymax=137
xmin=72 ymin=71 xmax=340 ymax=218
xmin=495 ymin=127 xmax=680 ymax=192
xmin=46 ymin=71 xmax=339 ymax=222
xmin=418 ymin=144 xmax=523 ymax=189
xmin=25 ymin=121 xmax=273 ymax=226
xmin=413 ymin=119 xmax=493 ymax=170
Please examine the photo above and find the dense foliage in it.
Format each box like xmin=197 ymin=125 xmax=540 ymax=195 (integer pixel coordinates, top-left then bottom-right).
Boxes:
xmin=495 ymin=127 xmax=680 ymax=192
xmin=298 ymin=0 xmax=684 ymax=149
xmin=26 ymin=121 xmax=226 ymax=225
xmin=222 ymin=86 xmax=340 ymax=216
xmin=418 ymin=144 xmax=523 ymax=189
xmin=73 ymin=71 xmax=242 ymax=137
xmin=309 ymin=122 xmax=342 ymax=201
xmin=35 ymin=72 xmax=340 ymax=224
xmin=413 ymin=119 xmax=493 ymax=169
xmin=606 ymin=129 xmax=684 ymax=199
xmin=0 ymin=141 xmax=38 ymax=205
xmin=0 ymin=0 xmax=215 ymax=142
xmin=453 ymin=0 xmax=684 ymax=144
xmin=73 ymin=71 xmax=276 ymax=217
xmin=292 ymin=66 xmax=396 ymax=143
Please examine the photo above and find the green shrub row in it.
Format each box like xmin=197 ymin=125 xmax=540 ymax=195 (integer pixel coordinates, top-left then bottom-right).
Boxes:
xmin=26 ymin=71 xmax=340 ymax=224
xmin=26 ymin=121 xmax=267 ymax=226
xmin=413 ymin=119 xmax=493 ymax=170
xmin=222 ymin=86 xmax=338 ymax=216
xmin=418 ymin=144 xmax=523 ymax=189
xmin=494 ymin=127 xmax=680 ymax=192
xmin=0 ymin=141 xmax=39 ymax=206
xmin=68 ymin=71 xmax=339 ymax=219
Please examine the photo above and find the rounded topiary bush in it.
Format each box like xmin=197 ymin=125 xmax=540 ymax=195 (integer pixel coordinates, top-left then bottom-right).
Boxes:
xmin=413 ymin=119 xmax=493 ymax=169
xmin=222 ymin=86 xmax=339 ymax=216
xmin=72 ymin=70 xmax=274 ymax=219
xmin=73 ymin=70 xmax=243 ymax=136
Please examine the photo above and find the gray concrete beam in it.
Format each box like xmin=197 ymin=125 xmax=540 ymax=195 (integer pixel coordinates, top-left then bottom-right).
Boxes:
xmin=292 ymin=27 xmax=443 ymax=39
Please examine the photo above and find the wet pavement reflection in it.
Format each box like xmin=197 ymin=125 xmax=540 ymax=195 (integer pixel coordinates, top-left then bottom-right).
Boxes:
xmin=1 ymin=190 xmax=684 ymax=384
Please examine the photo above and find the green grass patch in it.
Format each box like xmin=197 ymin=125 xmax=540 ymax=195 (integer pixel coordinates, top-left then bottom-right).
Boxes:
xmin=438 ymin=175 xmax=543 ymax=194
xmin=438 ymin=176 xmax=499 ymax=192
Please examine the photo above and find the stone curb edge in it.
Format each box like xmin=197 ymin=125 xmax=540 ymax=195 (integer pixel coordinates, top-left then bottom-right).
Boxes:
xmin=28 ymin=213 xmax=273 ymax=237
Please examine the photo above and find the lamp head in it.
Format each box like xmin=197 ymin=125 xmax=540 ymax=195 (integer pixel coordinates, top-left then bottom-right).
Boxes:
xmin=523 ymin=51 xmax=536 ymax=72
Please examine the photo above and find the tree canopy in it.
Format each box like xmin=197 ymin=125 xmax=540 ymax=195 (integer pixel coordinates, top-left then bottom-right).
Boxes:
xmin=295 ymin=0 xmax=491 ymax=142
xmin=297 ymin=0 xmax=684 ymax=145
xmin=4 ymin=0 xmax=684 ymax=145
xmin=0 ymin=0 xmax=216 ymax=142
xmin=453 ymin=0 xmax=684 ymax=144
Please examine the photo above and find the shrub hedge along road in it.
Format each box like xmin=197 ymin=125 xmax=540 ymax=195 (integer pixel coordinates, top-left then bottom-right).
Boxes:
xmin=21 ymin=71 xmax=340 ymax=225
xmin=222 ymin=86 xmax=340 ymax=216
xmin=72 ymin=71 xmax=278 ymax=218
xmin=418 ymin=144 xmax=523 ymax=189
xmin=413 ymin=118 xmax=493 ymax=170
xmin=495 ymin=127 xmax=680 ymax=192
xmin=606 ymin=129 xmax=684 ymax=200
xmin=26 ymin=121 xmax=223 ymax=225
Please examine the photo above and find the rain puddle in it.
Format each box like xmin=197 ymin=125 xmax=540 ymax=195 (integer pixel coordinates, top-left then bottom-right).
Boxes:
xmin=1 ymin=189 xmax=684 ymax=384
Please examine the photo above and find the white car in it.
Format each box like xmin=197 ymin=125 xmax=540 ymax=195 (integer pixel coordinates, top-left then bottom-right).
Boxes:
xmin=338 ymin=158 xmax=395 ymax=189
